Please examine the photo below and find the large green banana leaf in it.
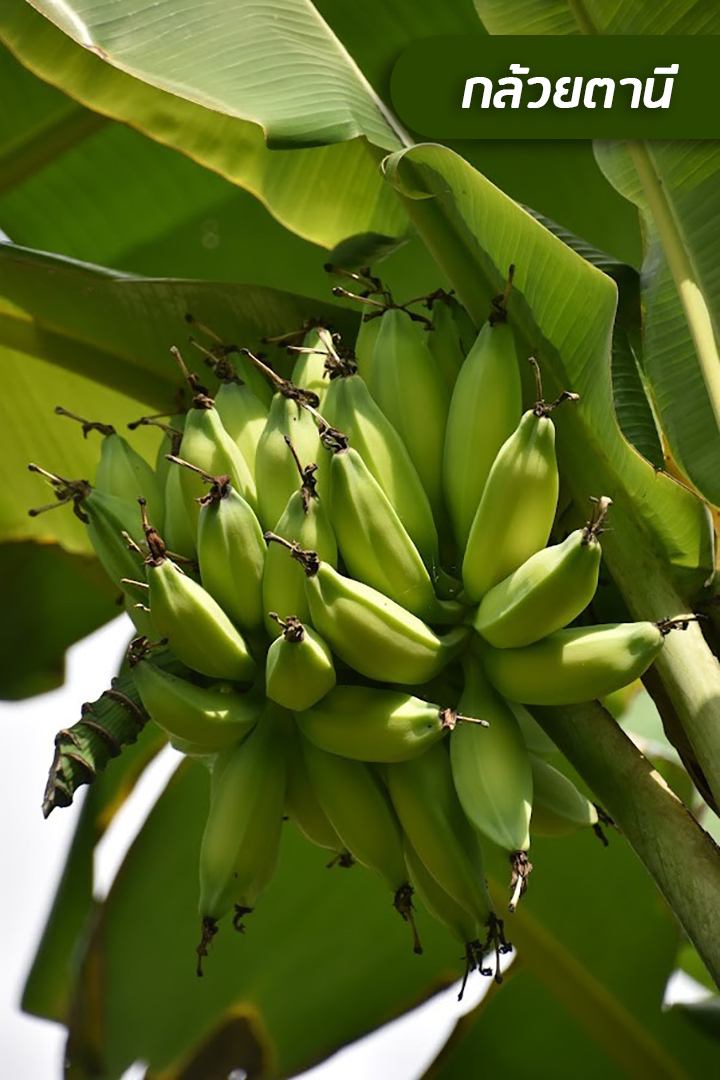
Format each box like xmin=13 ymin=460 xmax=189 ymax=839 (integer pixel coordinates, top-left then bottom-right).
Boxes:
xmin=474 ymin=0 xmax=720 ymax=34
xmin=594 ymin=141 xmax=720 ymax=508
xmin=22 ymin=0 xmax=403 ymax=151
xmin=0 ymin=3 xmax=406 ymax=251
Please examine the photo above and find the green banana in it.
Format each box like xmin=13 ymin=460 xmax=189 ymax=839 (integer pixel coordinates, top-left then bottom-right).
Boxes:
xmin=449 ymin=296 xmax=478 ymax=356
xmin=179 ymin=396 xmax=257 ymax=529
xmin=386 ymin=742 xmax=495 ymax=930
xmin=151 ymin=416 xmax=185 ymax=490
xmin=529 ymin=754 xmax=599 ymax=838
xmin=141 ymin=501 xmax=256 ymax=682
xmin=443 ymin=313 xmax=522 ymax=550
xmin=473 ymin=499 xmax=608 ymax=648
xmin=255 ymin=386 xmax=322 ymax=530
xmin=266 ymin=537 xmax=469 ymax=686
xmin=451 ymin=655 xmax=533 ymax=908
xmin=262 ymin=461 xmax=337 ymax=639
xmin=55 ymin=407 xmax=164 ymax=526
xmin=354 ymin=309 xmax=383 ymax=384
xmin=195 ymin=471 xmax=266 ymax=633
xmin=296 ymin=684 xmax=486 ymax=763
xmin=284 ymin=721 xmax=346 ymax=855
xmin=326 ymin=438 xmax=462 ymax=624
xmin=462 ymin=401 xmax=563 ymax=602
xmin=197 ymin=709 xmax=287 ymax=972
xmin=265 ymin=615 xmax=336 ymax=710
xmin=427 ymin=295 xmax=467 ymax=394
xmin=482 ymin=622 xmax=666 ymax=705
xmin=132 ymin=659 xmax=262 ymax=750
xmin=164 ymin=459 xmax=197 ymax=560
xmin=301 ymin=737 xmax=421 ymax=952
xmin=214 ymin=376 xmax=268 ymax=482
xmin=508 ymin=700 xmax=558 ymax=759
xmin=322 ymin=367 xmax=439 ymax=568
xmin=365 ymin=308 xmax=449 ymax=516
xmin=404 ymin=839 xmax=486 ymax=999
xmin=291 ymin=326 xmax=332 ymax=405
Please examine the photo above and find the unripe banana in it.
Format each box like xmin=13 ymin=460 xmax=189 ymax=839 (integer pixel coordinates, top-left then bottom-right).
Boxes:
xmin=482 ymin=622 xmax=665 ymax=706
xmin=164 ymin=460 xmax=197 ymax=560
xmin=152 ymin=416 xmax=185 ymax=490
xmin=301 ymin=737 xmax=421 ymax=951
xmin=256 ymin=390 xmax=321 ymax=530
xmin=265 ymin=616 xmax=336 ymax=710
xmin=404 ymin=838 xmax=487 ymax=999
xmin=449 ymin=296 xmax=478 ymax=356
xmin=197 ymin=709 xmax=287 ymax=971
xmin=179 ymin=397 xmax=257 ymax=530
xmin=354 ymin=310 xmax=383 ymax=384
xmin=386 ymin=743 xmax=494 ymax=929
xmin=473 ymin=500 xmax=608 ymax=648
xmin=262 ymin=466 xmax=337 ymax=639
xmin=141 ymin=502 xmax=256 ymax=682
xmin=196 ymin=474 xmax=266 ymax=633
xmin=214 ymin=377 xmax=268 ymax=481
xmin=322 ymin=369 xmax=439 ymax=567
xmin=443 ymin=316 xmax=521 ymax=549
xmin=296 ymin=684 xmax=485 ymax=763
xmin=463 ymin=402 xmax=562 ymax=602
xmin=55 ymin=407 xmax=164 ymax=526
xmin=291 ymin=327 xmax=332 ymax=405
xmin=529 ymin=754 xmax=599 ymax=837
xmin=326 ymin=440 xmax=462 ymax=624
xmin=365 ymin=308 xmax=449 ymax=517
xmin=451 ymin=656 xmax=533 ymax=907
xmin=508 ymin=700 xmax=558 ymax=759
xmin=132 ymin=660 xmax=263 ymax=749
xmin=427 ymin=296 xmax=466 ymax=394
xmin=266 ymin=539 xmax=469 ymax=686
xmin=284 ymin=721 xmax=345 ymax=854
xmin=404 ymin=838 xmax=478 ymax=947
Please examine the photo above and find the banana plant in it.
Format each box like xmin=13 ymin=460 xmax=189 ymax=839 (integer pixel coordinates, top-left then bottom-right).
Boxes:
xmin=2 ymin=0 xmax=720 ymax=1077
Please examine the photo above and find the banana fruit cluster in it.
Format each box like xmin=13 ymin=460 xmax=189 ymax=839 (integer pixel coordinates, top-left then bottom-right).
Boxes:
xmin=30 ymin=279 xmax=672 ymax=994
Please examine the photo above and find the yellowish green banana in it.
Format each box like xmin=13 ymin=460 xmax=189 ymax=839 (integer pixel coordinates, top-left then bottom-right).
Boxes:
xmin=427 ymin=295 xmax=466 ymax=395
xmin=322 ymin=366 xmax=439 ymax=567
xmin=326 ymin=438 xmax=462 ymax=624
xmin=262 ymin=459 xmax=337 ymax=638
xmin=462 ymin=397 xmax=565 ymax=602
xmin=265 ymin=615 xmax=336 ymax=710
xmin=296 ymin=684 xmax=486 ymax=763
xmin=141 ymin=501 xmax=256 ymax=682
xmin=132 ymin=659 xmax=263 ymax=750
xmin=443 ymin=295 xmax=522 ymax=549
xmin=256 ymin=389 xmax=322 ymax=530
xmin=197 ymin=709 xmax=287 ymax=972
xmin=214 ymin=377 xmax=268 ymax=482
xmin=291 ymin=326 xmax=333 ymax=405
xmin=266 ymin=536 xmax=469 ymax=686
xmin=451 ymin=655 xmax=533 ymax=908
xmin=473 ymin=498 xmax=608 ymax=648
xmin=193 ymin=469 xmax=266 ymax=633
xmin=366 ymin=308 xmax=449 ymax=517
xmin=529 ymin=754 xmax=600 ymax=838
xmin=284 ymin=721 xmax=346 ymax=855
xmin=301 ymin=737 xmax=422 ymax=952
xmin=482 ymin=622 xmax=666 ymax=705
xmin=386 ymin=742 xmax=495 ymax=929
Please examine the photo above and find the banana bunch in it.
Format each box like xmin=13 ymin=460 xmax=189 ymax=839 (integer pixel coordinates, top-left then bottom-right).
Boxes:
xmin=30 ymin=278 xmax=682 ymax=994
